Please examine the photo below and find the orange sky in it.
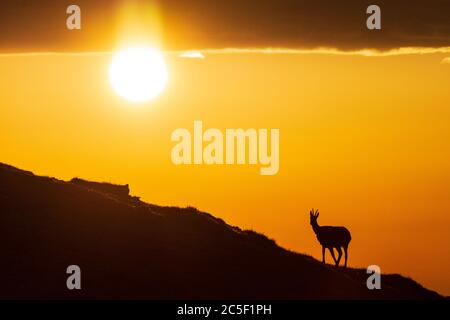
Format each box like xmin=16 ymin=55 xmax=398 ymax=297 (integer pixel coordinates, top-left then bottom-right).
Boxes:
xmin=1 ymin=51 xmax=450 ymax=295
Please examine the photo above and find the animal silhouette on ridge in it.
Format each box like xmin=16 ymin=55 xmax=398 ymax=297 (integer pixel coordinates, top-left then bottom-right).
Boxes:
xmin=309 ymin=208 xmax=351 ymax=267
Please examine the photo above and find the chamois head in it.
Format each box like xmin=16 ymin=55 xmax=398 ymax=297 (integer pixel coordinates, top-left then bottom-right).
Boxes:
xmin=309 ymin=208 xmax=319 ymax=225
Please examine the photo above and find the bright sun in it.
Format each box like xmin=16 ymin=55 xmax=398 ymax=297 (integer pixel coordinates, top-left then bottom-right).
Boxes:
xmin=109 ymin=47 xmax=168 ymax=102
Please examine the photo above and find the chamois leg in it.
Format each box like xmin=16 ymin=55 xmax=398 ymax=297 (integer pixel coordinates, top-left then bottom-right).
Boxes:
xmin=336 ymin=247 xmax=343 ymax=266
xmin=322 ymin=246 xmax=326 ymax=263
xmin=328 ymin=247 xmax=338 ymax=265
xmin=343 ymin=245 xmax=348 ymax=268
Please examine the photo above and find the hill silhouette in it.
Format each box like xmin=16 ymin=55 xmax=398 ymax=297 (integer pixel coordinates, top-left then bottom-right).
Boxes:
xmin=0 ymin=163 xmax=443 ymax=299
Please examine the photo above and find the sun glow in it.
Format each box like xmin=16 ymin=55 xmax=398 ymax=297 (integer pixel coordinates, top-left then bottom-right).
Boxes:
xmin=109 ymin=47 xmax=168 ymax=102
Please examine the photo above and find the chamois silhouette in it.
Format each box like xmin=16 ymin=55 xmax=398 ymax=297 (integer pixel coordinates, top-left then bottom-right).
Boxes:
xmin=309 ymin=208 xmax=351 ymax=267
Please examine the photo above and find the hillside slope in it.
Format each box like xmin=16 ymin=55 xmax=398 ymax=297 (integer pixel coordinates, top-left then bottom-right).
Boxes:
xmin=0 ymin=163 xmax=442 ymax=299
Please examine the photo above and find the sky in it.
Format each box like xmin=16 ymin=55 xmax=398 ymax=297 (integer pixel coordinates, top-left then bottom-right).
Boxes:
xmin=0 ymin=0 xmax=450 ymax=295
xmin=1 ymin=0 xmax=450 ymax=52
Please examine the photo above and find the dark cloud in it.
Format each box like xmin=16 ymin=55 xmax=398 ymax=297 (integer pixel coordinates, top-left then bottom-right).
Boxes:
xmin=0 ymin=0 xmax=449 ymax=53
